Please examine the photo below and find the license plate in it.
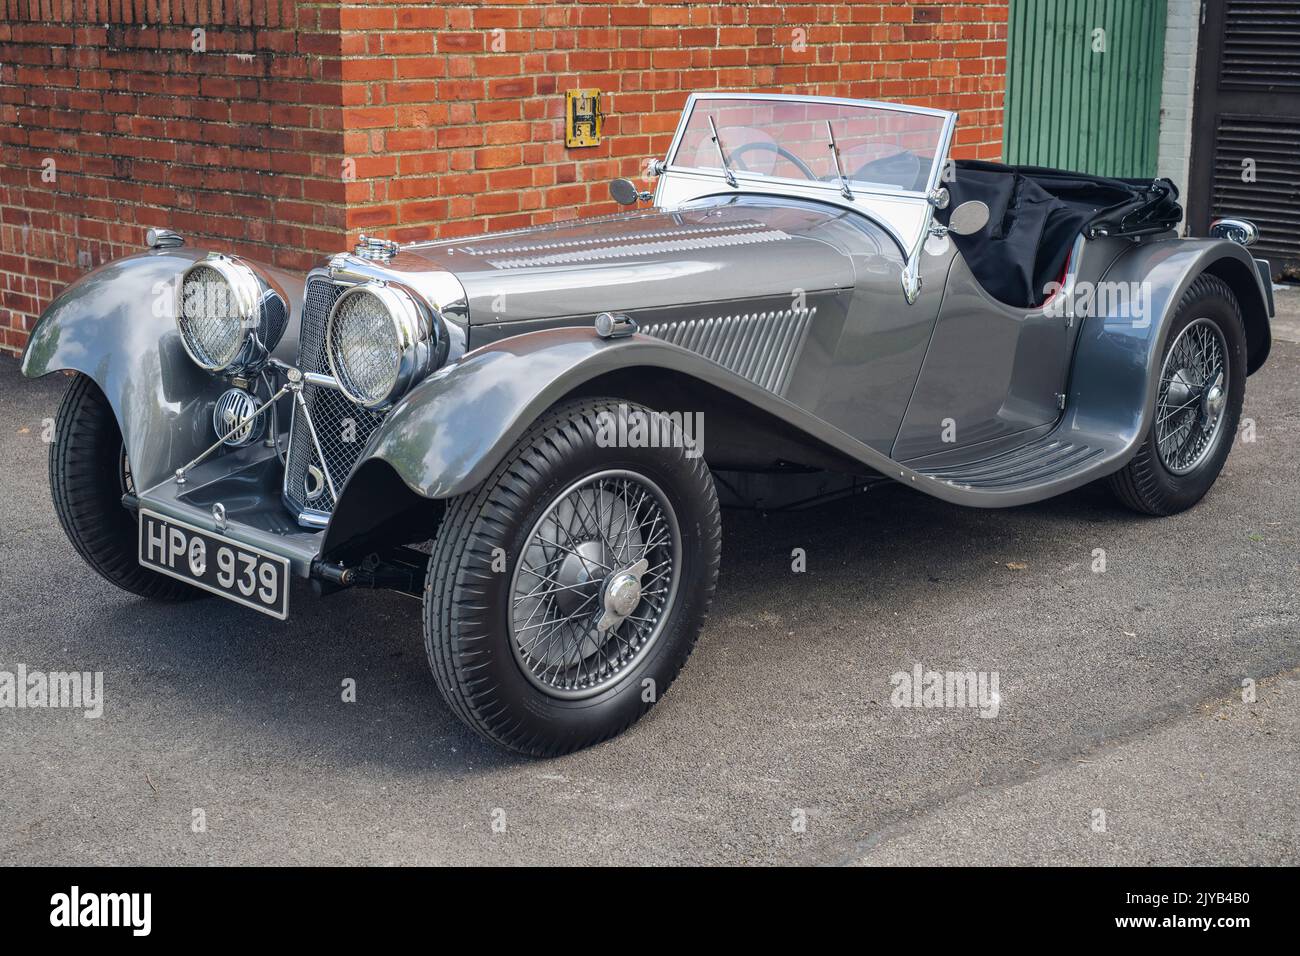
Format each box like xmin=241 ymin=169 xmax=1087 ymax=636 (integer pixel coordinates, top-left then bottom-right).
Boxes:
xmin=138 ymin=510 xmax=290 ymax=619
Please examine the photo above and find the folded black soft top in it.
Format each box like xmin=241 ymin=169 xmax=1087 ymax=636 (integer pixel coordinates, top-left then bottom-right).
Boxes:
xmin=939 ymin=160 xmax=1183 ymax=309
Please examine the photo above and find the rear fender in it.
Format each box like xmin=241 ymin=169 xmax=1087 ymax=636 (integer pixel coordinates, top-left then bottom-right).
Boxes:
xmin=1062 ymin=237 xmax=1271 ymax=455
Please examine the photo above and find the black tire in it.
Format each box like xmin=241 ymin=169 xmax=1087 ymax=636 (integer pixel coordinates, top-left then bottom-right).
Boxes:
xmin=51 ymin=374 xmax=202 ymax=601
xmin=424 ymin=397 xmax=721 ymax=756
xmin=1106 ymin=273 xmax=1247 ymax=516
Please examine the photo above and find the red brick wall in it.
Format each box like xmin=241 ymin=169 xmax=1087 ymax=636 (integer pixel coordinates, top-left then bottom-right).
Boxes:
xmin=0 ymin=0 xmax=1007 ymax=355
xmin=340 ymin=0 xmax=1008 ymax=243
xmin=0 ymin=1 xmax=345 ymax=354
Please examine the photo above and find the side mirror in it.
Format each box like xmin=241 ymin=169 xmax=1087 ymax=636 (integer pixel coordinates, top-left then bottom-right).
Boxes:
xmin=610 ymin=178 xmax=644 ymax=206
xmin=947 ymin=200 xmax=990 ymax=236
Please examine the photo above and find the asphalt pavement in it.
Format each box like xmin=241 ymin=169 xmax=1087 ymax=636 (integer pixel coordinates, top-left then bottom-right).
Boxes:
xmin=1 ymin=305 xmax=1296 ymax=865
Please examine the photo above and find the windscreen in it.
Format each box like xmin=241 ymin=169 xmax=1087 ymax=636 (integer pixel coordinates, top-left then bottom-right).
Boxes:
xmin=670 ymin=97 xmax=948 ymax=194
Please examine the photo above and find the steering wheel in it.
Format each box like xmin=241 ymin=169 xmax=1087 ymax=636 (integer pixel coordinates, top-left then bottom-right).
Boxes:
xmin=729 ymin=141 xmax=819 ymax=181
xmin=848 ymin=150 xmax=923 ymax=190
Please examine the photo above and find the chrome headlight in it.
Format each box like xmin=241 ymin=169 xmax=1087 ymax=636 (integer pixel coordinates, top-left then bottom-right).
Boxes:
xmin=176 ymin=254 xmax=287 ymax=374
xmin=326 ymin=283 xmax=443 ymax=410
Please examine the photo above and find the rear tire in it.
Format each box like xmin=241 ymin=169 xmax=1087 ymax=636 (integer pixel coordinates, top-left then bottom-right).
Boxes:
xmin=51 ymin=374 xmax=202 ymax=601
xmin=1106 ymin=274 xmax=1246 ymax=516
xmin=424 ymin=397 xmax=721 ymax=756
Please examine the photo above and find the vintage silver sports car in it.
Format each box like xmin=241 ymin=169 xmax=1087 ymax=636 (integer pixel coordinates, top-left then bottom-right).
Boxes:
xmin=23 ymin=93 xmax=1274 ymax=755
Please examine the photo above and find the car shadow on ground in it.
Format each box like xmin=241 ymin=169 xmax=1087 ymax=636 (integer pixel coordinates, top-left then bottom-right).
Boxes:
xmin=80 ymin=474 xmax=1139 ymax=772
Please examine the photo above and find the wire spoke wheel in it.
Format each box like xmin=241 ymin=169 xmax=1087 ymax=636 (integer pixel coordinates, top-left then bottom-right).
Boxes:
xmin=425 ymin=398 xmax=721 ymax=755
xmin=1154 ymin=317 xmax=1229 ymax=476
xmin=508 ymin=469 xmax=682 ymax=699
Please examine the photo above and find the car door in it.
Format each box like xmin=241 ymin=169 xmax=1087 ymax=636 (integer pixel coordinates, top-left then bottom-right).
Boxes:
xmin=891 ymin=243 xmax=1076 ymax=462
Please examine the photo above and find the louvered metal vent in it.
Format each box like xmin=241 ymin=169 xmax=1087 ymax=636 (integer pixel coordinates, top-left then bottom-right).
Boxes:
xmin=465 ymin=220 xmax=791 ymax=270
xmin=1222 ymin=0 xmax=1300 ymax=91
xmin=639 ymin=307 xmax=814 ymax=396
xmin=458 ymin=219 xmax=773 ymax=258
xmin=1209 ymin=114 xmax=1300 ymax=266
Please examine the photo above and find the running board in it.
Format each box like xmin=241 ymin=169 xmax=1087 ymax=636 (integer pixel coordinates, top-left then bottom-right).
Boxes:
xmin=893 ymin=412 xmax=1139 ymax=507
xmin=914 ymin=437 xmax=1106 ymax=490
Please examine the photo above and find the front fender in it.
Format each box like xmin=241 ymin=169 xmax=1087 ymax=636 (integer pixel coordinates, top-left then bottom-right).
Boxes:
xmin=21 ymin=249 xmax=304 ymax=491
xmin=1062 ymin=237 xmax=1271 ymax=458
xmin=348 ymin=326 xmax=920 ymax=503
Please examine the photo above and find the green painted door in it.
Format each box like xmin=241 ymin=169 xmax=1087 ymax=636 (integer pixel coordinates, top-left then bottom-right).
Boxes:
xmin=1004 ymin=0 xmax=1167 ymax=177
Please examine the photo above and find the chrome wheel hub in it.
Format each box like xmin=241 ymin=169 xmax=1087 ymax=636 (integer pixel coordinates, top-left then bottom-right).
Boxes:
xmin=508 ymin=470 xmax=681 ymax=699
xmin=1155 ymin=318 xmax=1229 ymax=476
xmin=1164 ymin=367 xmax=1197 ymax=407
xmin=1204 ymin=376 xmax=1226 ymax=422
xmin=552 ymin=541 xmax=607 ymax=615
xmin=598 ymin=559 xmax=649 ymax=633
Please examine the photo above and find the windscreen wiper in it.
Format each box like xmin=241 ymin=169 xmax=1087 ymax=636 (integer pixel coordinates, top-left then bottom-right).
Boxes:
xmin=708 ymin=115 xmax=739 ymax=188
xmin=825 ymin=120 xmax=853 ymax=200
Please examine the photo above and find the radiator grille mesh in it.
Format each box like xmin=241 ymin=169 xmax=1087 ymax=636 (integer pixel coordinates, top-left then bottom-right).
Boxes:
xmin=283 ymin=277 xmax=387 ymax=518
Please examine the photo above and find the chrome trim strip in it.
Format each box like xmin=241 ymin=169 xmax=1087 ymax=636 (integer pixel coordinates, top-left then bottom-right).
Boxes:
xmin=1037 ymin=234 xmax=1089 ymax=322
xmin=481 ymin=227 xmax=791 ymax=269
xmin=296 ymin=510 xmax=330 ymax=529
xmin=302 ymin=371 xmax=341 ymax=390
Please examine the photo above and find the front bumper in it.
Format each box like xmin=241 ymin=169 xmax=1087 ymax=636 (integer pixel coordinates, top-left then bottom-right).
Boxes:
xmin=135 ymin=443 xmax=323 ymax=578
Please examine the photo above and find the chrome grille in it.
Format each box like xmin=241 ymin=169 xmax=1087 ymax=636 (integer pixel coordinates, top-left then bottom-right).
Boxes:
xmin=283 ymin=277 xmax=387 ymax=519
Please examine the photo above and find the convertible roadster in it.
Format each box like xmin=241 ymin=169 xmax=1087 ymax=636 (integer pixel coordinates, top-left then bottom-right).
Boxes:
xmin=23 ymin=94 xmax=1273 ymax=755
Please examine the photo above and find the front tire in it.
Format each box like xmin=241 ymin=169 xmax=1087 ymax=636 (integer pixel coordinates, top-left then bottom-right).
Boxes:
xmin=51 ymin=374 xmax=201 ymax=601
xmin=1107 ymin=273 xmax=1247 ymax=516
xmin=424 ymin=398 xmax=721 ymax=756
